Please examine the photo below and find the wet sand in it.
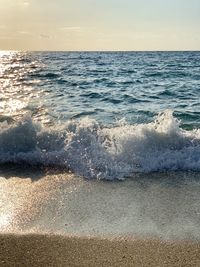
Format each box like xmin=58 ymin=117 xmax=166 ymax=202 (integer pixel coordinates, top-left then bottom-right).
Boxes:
xmin=1 ymin=234 xmax=200 ymax=267
xmin=1 ymin=167 xmax=200 ymax=266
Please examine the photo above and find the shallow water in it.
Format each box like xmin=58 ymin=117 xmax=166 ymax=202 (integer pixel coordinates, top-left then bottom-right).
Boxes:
xmin=1 ymin=167 xmax=200 ymax=240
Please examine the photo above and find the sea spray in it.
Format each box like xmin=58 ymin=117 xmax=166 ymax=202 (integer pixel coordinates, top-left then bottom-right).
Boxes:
xmin=0 ymin=110 xmax=200 ymax=179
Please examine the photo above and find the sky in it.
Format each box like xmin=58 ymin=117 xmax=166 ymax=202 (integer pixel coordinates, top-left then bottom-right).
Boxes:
xmin=0 ymin=0 xmax=200 ymax=51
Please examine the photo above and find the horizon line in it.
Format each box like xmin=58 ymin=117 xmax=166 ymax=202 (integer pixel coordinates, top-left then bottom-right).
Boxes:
xmin=1 ymin=49 xmax=200 ymax=53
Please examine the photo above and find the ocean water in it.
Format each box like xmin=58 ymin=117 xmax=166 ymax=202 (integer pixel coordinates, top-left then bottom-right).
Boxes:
xmin=0 ymin=51 xmax=200 ymax=180
xmin=1 ymin=51 xmax=200 ymax=239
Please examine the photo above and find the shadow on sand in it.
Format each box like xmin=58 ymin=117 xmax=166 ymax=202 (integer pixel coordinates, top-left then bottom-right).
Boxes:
xmin=0 ymin=163 xmax=68 ymax=181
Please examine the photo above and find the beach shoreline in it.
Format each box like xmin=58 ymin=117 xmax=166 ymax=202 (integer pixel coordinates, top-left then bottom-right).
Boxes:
xmin=0 ymin=233 xmax=200 ymax=267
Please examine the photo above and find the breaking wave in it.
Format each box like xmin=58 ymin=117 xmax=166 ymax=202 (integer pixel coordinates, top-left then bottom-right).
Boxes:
xmin=0 ymin=110 xmax=200 ymax=180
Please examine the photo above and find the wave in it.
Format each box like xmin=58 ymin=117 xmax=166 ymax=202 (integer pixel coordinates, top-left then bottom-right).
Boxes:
xmin=0 ymin=110 xmax=200 ymax=180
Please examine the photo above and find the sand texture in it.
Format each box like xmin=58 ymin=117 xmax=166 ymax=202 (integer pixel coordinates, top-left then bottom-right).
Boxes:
xmin=0 ymin=234 xmax=200 ymax=267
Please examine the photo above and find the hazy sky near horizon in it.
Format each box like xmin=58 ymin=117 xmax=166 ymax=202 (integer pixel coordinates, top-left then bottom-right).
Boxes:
xmin=0 ymin=0 xmax=200 ymax=51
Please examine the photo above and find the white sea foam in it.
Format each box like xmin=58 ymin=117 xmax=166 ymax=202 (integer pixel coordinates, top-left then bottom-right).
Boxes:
xmin=0 ymin=110 xmax=200 ymax=180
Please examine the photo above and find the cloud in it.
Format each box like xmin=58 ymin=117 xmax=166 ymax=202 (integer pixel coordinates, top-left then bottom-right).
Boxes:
xmin=39 ymin=34 xmax=52 ymax=39
xmin=23 ymin=1 xmax=30 ymax=6
xmin=0 ymin=36 xmax=15 ymax=40
xmin=60 ymin=26 xmax=81 ymax=31
xmin=18 ymin=31 xmax=32 ymax=35
xmin=0 ymin=0 xmax=30 ymax=8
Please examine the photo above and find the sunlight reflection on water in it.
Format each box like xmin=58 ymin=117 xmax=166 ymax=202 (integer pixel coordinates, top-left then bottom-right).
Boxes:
xmin=0 ymin=51 xmax=48 ymax=122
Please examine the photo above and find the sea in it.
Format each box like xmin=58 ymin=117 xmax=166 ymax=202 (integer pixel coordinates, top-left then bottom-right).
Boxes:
xmin=1 ymin=51 xmax=200 ymax=239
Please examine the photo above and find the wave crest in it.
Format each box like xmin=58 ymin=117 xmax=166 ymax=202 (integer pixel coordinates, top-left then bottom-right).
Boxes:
xmin=0 ymin=110 xmax=200 ymax=179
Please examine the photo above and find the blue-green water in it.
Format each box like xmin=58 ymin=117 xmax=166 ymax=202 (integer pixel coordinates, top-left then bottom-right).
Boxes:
xmin=0 ymin=51 xmax=200 ymax=179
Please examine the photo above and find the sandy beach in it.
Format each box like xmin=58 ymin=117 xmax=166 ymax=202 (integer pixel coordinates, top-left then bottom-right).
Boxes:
xmin=0 ymin=234 xmax=200 ymax=267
